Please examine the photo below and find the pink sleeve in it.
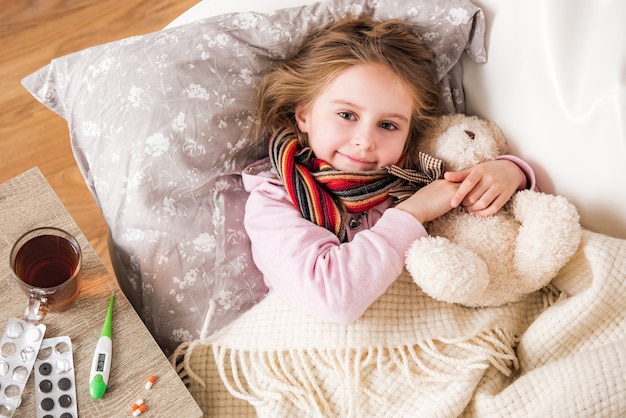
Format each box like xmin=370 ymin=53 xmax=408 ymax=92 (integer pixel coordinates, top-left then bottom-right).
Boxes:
xmin=244 ymin=181 xmax=427 ymax=324
xmin=496 ymin=155 xmax=538 ymax=191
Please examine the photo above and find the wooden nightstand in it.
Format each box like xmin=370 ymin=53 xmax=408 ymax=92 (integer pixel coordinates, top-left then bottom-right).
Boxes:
xmin=0 ymin=168 xmax=202 ymax=417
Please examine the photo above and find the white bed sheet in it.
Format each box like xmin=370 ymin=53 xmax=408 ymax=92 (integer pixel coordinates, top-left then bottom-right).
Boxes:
xmin=463 ymin=0 xmax=626 ymax=240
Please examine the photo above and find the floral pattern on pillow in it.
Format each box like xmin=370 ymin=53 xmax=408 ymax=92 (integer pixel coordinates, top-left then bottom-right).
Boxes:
xmin=22 ymin=0 xmax=485 ymax=356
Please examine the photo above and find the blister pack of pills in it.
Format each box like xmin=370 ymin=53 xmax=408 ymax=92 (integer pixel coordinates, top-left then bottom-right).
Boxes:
xmin=33 ymin=336 xmax=78 ymax=418
xmin=0 ymin=317 xmax=46 ymax=418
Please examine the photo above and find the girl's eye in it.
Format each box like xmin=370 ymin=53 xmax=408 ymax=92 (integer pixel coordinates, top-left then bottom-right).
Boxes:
xmin=379 ymin=122 xmax=398 ymax=131
xmin=338 ymin=111 xmax=356 ymax=121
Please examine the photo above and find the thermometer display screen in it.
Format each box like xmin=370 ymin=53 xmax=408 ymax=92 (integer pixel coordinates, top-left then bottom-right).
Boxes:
xmin=97 ymin=353 xmax=107 ymax=372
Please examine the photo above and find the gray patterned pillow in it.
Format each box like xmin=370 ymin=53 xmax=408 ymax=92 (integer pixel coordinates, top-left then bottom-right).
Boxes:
xmin=21 ymin=0 xmax=486 ymax=356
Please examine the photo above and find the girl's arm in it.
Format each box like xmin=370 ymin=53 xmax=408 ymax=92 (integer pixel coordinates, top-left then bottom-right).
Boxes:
xmin=496 ymin=155 xmax=537 ymax=191
xmin=244 ymin=181 xmax=427 ymax=324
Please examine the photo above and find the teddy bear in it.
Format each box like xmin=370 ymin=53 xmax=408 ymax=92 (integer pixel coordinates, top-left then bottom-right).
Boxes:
xmin=405 ymin=113 xmax=582 ymax=307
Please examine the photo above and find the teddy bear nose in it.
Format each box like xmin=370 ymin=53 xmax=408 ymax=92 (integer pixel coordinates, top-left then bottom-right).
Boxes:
xmin=464 ymin=130 xmax=476 ymax=140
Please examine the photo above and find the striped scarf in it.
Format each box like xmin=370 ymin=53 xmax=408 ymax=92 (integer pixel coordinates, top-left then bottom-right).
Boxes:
xmin=269 ymin=129 xmax=444 ymax=242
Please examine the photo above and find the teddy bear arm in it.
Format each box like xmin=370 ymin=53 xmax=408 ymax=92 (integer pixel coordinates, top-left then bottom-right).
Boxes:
xmin=511 ymin=190 xmax=582 ymax=284
xmin=406 ymin=236 xmax=491 ymax=305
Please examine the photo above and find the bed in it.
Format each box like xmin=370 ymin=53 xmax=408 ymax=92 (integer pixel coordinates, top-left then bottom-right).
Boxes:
xmin=21 ymin=0 xmax=626 ymax=416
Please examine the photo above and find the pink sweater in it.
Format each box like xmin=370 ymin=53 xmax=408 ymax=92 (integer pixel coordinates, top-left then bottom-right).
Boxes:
xmin=242 ymin=156 xmax=536 ymax=324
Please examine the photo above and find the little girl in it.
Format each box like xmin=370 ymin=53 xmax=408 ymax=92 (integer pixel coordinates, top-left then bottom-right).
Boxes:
xmin=243 ymin=16 xmax=535 ymax=323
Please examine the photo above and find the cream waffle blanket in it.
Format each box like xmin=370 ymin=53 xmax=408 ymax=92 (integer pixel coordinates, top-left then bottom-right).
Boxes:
xmin=174 ymin=229 xmax=626 ymax=417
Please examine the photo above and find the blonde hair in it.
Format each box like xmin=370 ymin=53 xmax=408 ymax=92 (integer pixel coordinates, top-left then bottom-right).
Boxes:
xmin=256 ymin=15 xmax=443 ymax=169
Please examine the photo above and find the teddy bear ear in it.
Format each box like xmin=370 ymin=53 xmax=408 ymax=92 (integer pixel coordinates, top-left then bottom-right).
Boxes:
xmin=484 ymin=120 xmax=510 ymax=154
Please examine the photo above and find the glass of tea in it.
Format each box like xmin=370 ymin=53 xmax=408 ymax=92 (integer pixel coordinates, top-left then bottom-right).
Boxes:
xmin=9 ymin=227 xmax=82 ymax=323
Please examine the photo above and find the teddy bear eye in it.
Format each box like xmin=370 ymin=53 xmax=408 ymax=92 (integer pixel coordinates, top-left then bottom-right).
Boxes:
xmin=464 ymin=130 xmax=476 ymax=140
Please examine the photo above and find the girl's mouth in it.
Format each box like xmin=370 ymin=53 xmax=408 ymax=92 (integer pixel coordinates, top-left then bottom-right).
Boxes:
xmin=337 ymin=152 xmax=376 ymax=169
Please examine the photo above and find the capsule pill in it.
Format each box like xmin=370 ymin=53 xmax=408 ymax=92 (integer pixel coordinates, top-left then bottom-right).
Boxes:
xmin=132 ymin=403 xmax=147 ymax=416
xmin=145 ymin=375 xmax=156 ymax=390
xmin=130 ymin=399 xmax=144 ymax=411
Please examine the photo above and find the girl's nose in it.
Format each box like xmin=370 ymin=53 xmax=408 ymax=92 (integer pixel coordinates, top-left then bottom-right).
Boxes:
xmin=352 ymin=125 xmax=376 ymax=150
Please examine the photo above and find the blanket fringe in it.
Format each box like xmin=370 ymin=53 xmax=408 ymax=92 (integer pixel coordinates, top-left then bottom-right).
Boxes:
xmin=171 ymin=340 xmax=208 ymax=388
xmin=541 ymin=283 xmax=567 ymax=308
xmin=170 ymin=299 xmax=218 ymax=388
xmin=206 ymin=327 xmax=518 ymax=416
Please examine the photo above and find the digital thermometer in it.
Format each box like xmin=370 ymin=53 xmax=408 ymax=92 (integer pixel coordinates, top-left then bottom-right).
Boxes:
xmin=89 ymin=291 xmax=114 ymax=399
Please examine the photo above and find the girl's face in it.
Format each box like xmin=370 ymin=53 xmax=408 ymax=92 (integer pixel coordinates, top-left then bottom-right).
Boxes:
xmin=295 ymin=63 xmax=413 ymax=171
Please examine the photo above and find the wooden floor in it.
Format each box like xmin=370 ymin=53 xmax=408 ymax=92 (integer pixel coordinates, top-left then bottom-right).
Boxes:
xmin=0 ymin=0 xmax=199 ymax=274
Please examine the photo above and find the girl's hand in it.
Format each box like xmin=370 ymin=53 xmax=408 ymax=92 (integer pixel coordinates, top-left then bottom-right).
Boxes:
xmin=444 ymin=159 xmax=527 ymax=216
xmin=395 ymin=179 xmax=459 ymax=223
